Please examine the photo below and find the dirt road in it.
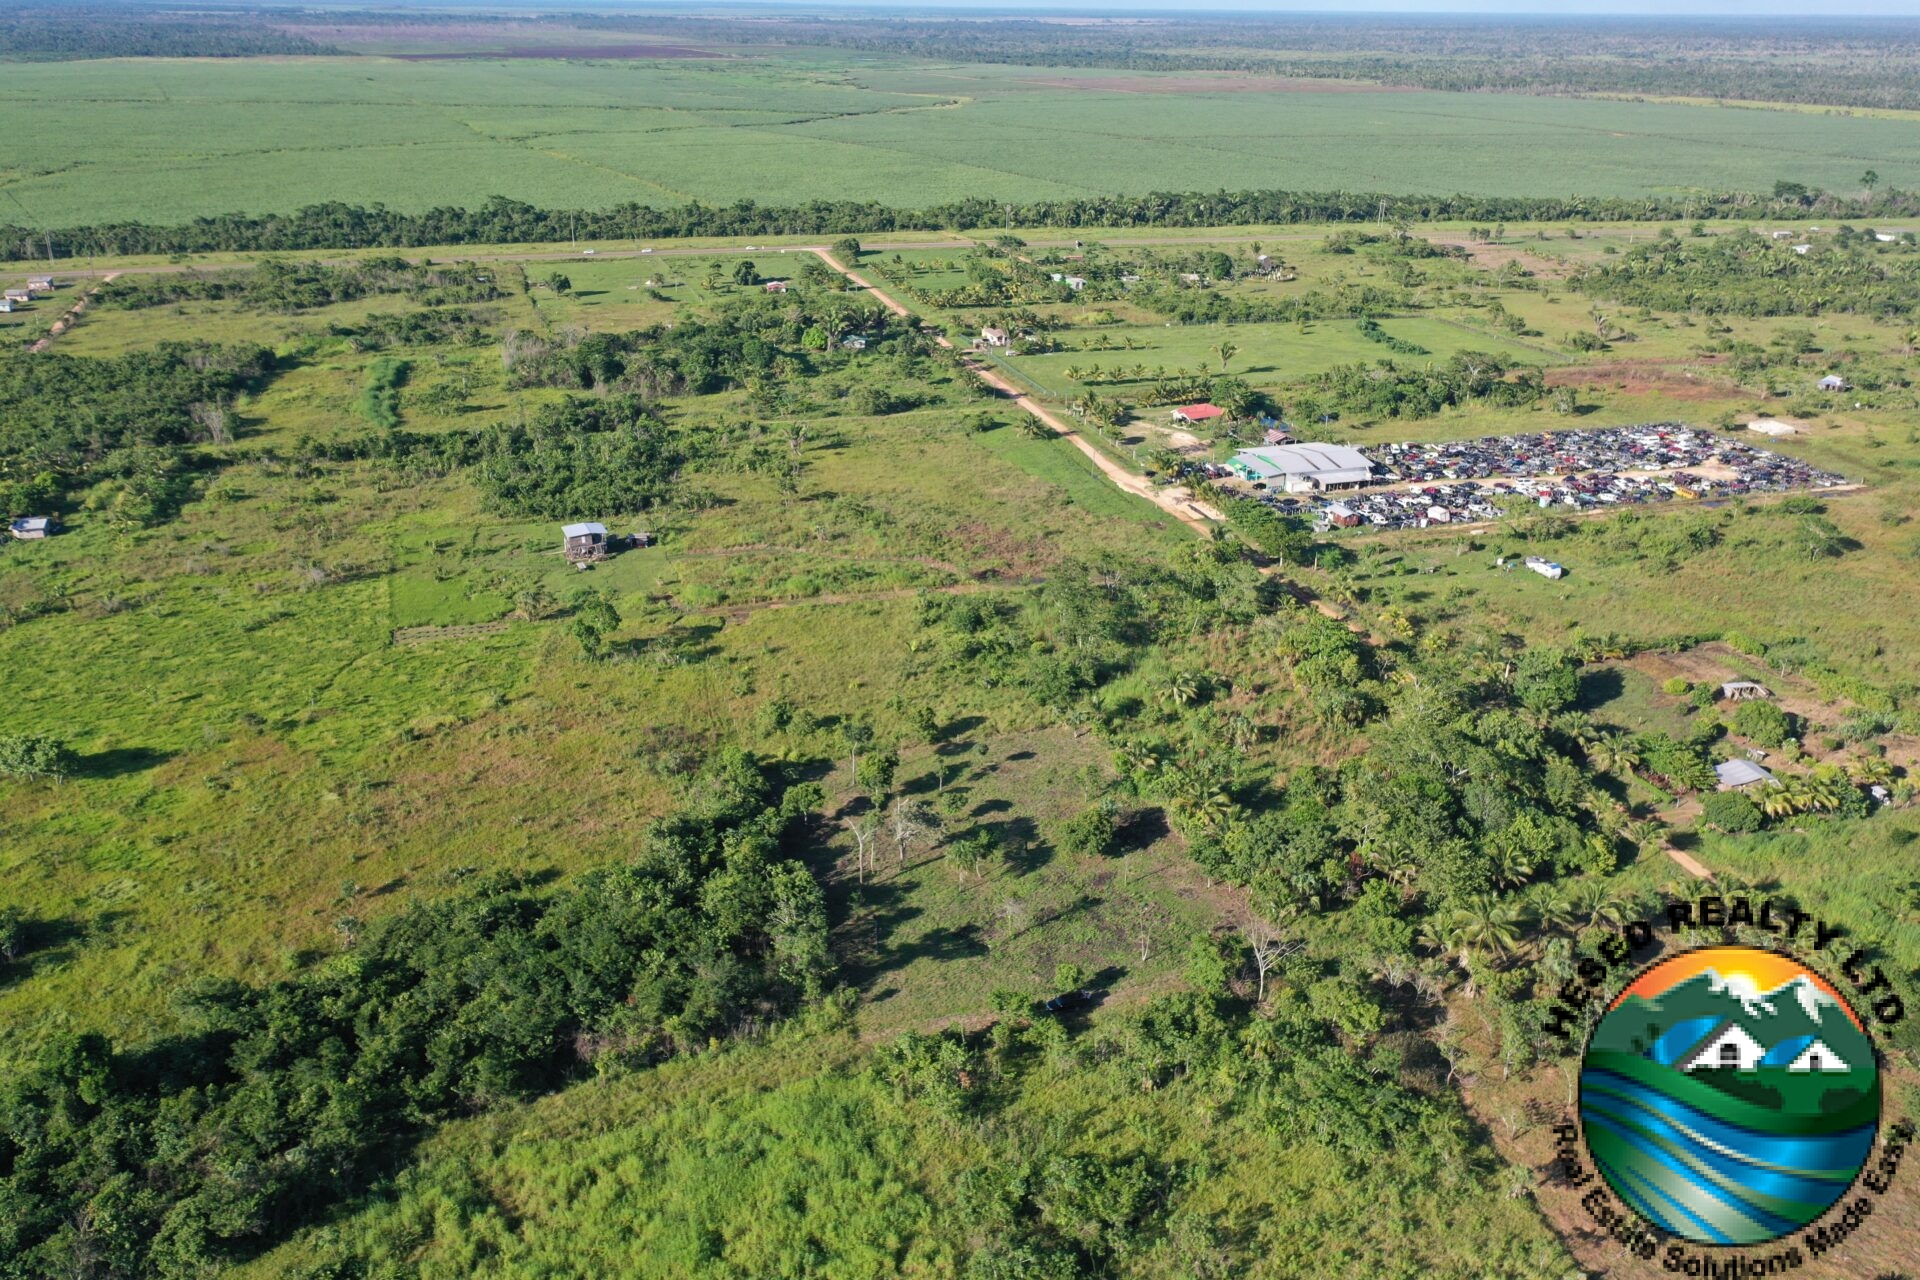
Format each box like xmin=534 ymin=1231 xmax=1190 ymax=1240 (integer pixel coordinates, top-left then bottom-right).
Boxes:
xmin=812 ymin=249 xmax=1223 ymax=538
xmin=25 ymin=272 xmax=116 ymax=352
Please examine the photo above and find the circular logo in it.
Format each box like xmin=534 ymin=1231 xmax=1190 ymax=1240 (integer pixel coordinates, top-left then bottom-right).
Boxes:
xmin=1578 ymin=945 xmax=1881 ymax=1246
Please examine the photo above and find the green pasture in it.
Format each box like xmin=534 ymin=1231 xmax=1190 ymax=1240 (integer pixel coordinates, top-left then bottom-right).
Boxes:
xmin=4 ymin=55 xmax=1920 ymax=224
xmin=0 ymin=354 xmax=1190 ymax=1043
xmin=992 ymin=315 xmax=1555 ymax=401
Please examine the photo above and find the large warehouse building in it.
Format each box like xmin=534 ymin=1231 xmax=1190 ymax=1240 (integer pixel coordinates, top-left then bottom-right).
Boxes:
xmin=1227 ymin=443 xmax=1375 ymax=493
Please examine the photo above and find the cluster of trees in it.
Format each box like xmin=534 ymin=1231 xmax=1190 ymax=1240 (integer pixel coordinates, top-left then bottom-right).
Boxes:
xmin=1572 ymin=227 xmax=1920 ymax=319
xmin=327 ymin=306 xmax=493 ymax=352
xmin=15 ymin=185 xmax=1920 ymax=263
xmin=0 ymin=344 xmax=275 ymax=523
xmin=1134 ymin=280 xmax=1409 ymax=327
xmin=503 ymin=292 xmax=909 ymax=395
xmin=1294 ymin=352 xmax=1545 ymax=423
xmin=0 ymin=750 xmax=827 ymax=1278
xmin=472 ymin=395 xmax=684 ymax=521
xmin=0 ymin=10 xmax=339 ymax=59
xmin=99 ymin=257 xmax=503 ymax=314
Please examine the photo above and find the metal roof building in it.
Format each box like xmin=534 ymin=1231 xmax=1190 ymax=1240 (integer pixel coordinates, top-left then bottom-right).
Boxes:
xmin=1714 ymin=759 xmax=1776 ymax=790
xmin=1227 ymin=443 xmax=1374 ymax=493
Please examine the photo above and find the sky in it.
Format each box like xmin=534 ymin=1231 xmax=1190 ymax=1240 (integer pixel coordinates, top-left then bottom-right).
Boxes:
xmin=728 ymin=1 xmax=1920 ymax=14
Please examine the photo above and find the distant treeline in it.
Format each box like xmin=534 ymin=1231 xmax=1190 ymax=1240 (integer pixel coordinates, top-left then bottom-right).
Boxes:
xmin=588 ymin=12 xmax=1920 ymax=112
xmin=7 ymin=187 xmax=1918 ymax=261
xmin=0 ymin=8 xmax=339 ymax=59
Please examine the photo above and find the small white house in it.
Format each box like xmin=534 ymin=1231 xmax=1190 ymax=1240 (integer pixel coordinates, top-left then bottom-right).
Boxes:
xmin=1721 ymin=681 xmax=1772 ymax=700
xmin=840 ymin=335 xmax=867 ymax=351
xmin=1786 ymin=1038 xmax=1852 ymax=1073
xmin=980 ymin=326 xmax=1010 ymax=348
xmin=1819 ymin=375 xmax=1851 ymax=392
xmin=1682 ymin=1022 xmax=1767 ymax=1072
xmin=1062 ymin=275 xmax=1087 ymax=291
xmin=0 ymin=299 xmax=13 ymax=313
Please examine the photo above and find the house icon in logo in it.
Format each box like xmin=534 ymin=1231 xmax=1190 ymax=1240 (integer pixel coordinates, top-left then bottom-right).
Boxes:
xmin=1672 ymin=1020 xmax=1855 ymax=1074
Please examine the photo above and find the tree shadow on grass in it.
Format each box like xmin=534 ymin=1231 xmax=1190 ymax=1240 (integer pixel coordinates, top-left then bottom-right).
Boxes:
xmin=0 ymin=913 xmax=93 ymax=992
xmin=1114 ymin=807 xmax=1170 ymax=855
xmin=78 ymin=747 xmax=176 ymax=779
xmin=1576 ymin=667 xmax=1627 ymax=712
xmin=985 ymin=816 xmax=1049 ymax=875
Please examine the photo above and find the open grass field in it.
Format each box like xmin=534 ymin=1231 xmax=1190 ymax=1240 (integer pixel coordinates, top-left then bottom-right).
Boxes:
xmin=7 ymin=212 xmax=1920 ymax=1275
xmin=5 ymin=53 xmax=1920 ymax=225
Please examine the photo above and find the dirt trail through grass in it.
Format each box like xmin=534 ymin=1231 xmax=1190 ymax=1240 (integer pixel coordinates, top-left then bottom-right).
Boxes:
xmin=812 ymin=248 xmax=1225 ymax=538
xmin=25 ymin=272 xmax=116 ymax=352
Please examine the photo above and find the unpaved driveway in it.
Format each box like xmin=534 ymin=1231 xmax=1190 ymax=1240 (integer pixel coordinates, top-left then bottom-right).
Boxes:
xmin=813 ymin=249 xmax=1223 ymax=538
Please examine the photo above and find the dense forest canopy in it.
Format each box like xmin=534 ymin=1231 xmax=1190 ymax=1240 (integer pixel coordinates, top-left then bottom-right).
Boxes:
xmin=0 ymin=5 xmax=338 ymax=58
xmin=264 ymin=8 xmax=1920 ymax=112
xmin=7 ymin=185 xmax=1918 ymax=263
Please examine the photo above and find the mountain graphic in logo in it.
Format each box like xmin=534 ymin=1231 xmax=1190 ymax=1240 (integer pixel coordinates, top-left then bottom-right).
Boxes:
xmin=1579 ymin=945 xmax=1880 ymax=1245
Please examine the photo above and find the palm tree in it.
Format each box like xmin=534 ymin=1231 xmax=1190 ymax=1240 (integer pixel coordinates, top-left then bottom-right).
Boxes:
xmin=1526 ymin=886 xmax=1580 ymax=939
xmin=1490 ymin=844 xmax=1536 ymax=891
xmin=1423 ymin=895 xmax=1525 ymax=986
xmin=1846 ymin=756 xmax=1895 ymax=788
xmin=1567 ymin=879 xmax=1632 ymax=932
xmin=1212 ymin=340 xmax=1239 ymax=372
xmin=1758 ymin=782 xmax=1798 ymax=820
xmin=1160 ymin=671 xmax=1202 ymax=708
xmin=1585 ymin=733 xmax=1641 ymax=777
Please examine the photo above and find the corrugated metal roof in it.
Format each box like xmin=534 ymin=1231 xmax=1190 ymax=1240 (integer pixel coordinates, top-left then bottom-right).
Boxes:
xmin=1715 ymin=759 xmax=1774 ymax=788
xmin=562 ymin=522 xmax=607 ymax=539
xmin=1235 ymin=443 xmax=1373 ymax=477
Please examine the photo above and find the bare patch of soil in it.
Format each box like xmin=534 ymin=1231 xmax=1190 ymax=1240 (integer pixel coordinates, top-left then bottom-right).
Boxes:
xmin=1545 ymin=358 xmax=1740 ymax=402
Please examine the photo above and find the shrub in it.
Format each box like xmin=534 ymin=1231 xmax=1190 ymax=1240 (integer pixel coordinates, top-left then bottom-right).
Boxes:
xmin=1731 ymin=700 xmax=1792 ymax=749
xmin=1702 ymin=790 xmax=1764 ymax=833
xmin=0 ymin=733 xmax=77 ymax=781
xmin=1056 ymin=801 xmax=1119 ymax=858
xmin=1662 ymin=677 xmax=1691 ymax=696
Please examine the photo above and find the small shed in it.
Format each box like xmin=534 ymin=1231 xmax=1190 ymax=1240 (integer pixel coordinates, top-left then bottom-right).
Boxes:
xmin=1062 ymin=275 xmax=1087 ymax=291
xmin=1325 ymin=503 xmax=1362 ymax=528
xmin=1715 ymin=759 xmax=1776 ymax=790
xmin=0 ymin=299 xmax=13 ymax=313
xmin=980 ymin=326 xmax=1010 ymax=348
xmin=1720 ymin=681 xmax=1772 ymax=701
xmin=27 ymin=274 xmax=53 ymax=288
xmin=763 ymin=280 xmax=789 ymax=293
xmin=8 ymin=516 xmax=58 ymax=540
xmin=562 ymin=521 xmax=609 ymax=563
xmin=1818 ymin=376 xmax=1851 ymax=392
xmin=3 ymin=288 xmax=30 ymax=303
xmin=1524 ymin=556 xmax=1565 ymax=580
xmin=840 ymin=335 xmax=867 ymax=350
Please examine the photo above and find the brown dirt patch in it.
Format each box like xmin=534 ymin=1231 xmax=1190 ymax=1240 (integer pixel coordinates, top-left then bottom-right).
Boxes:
xmin=1014 ymin=73 xmax=1419 ymax=95
xmin=1545 ymin=358 xmax=1740 ymax=401
xmin=1433 ymin=239 xmax=1574 ymax=279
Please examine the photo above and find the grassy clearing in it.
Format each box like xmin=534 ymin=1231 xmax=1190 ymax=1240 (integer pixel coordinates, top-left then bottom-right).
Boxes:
xmin=4 ymin=55 xmax=1920 ymax=224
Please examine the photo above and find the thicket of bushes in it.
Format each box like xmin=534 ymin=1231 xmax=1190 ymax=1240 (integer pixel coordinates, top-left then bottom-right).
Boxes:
xmin=0 ymin=751 xmax=827 ymax=1279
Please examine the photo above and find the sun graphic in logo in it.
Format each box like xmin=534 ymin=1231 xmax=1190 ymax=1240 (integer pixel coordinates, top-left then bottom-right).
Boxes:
xmin=1579 ymin=946 xmax=1881 ymax=1246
